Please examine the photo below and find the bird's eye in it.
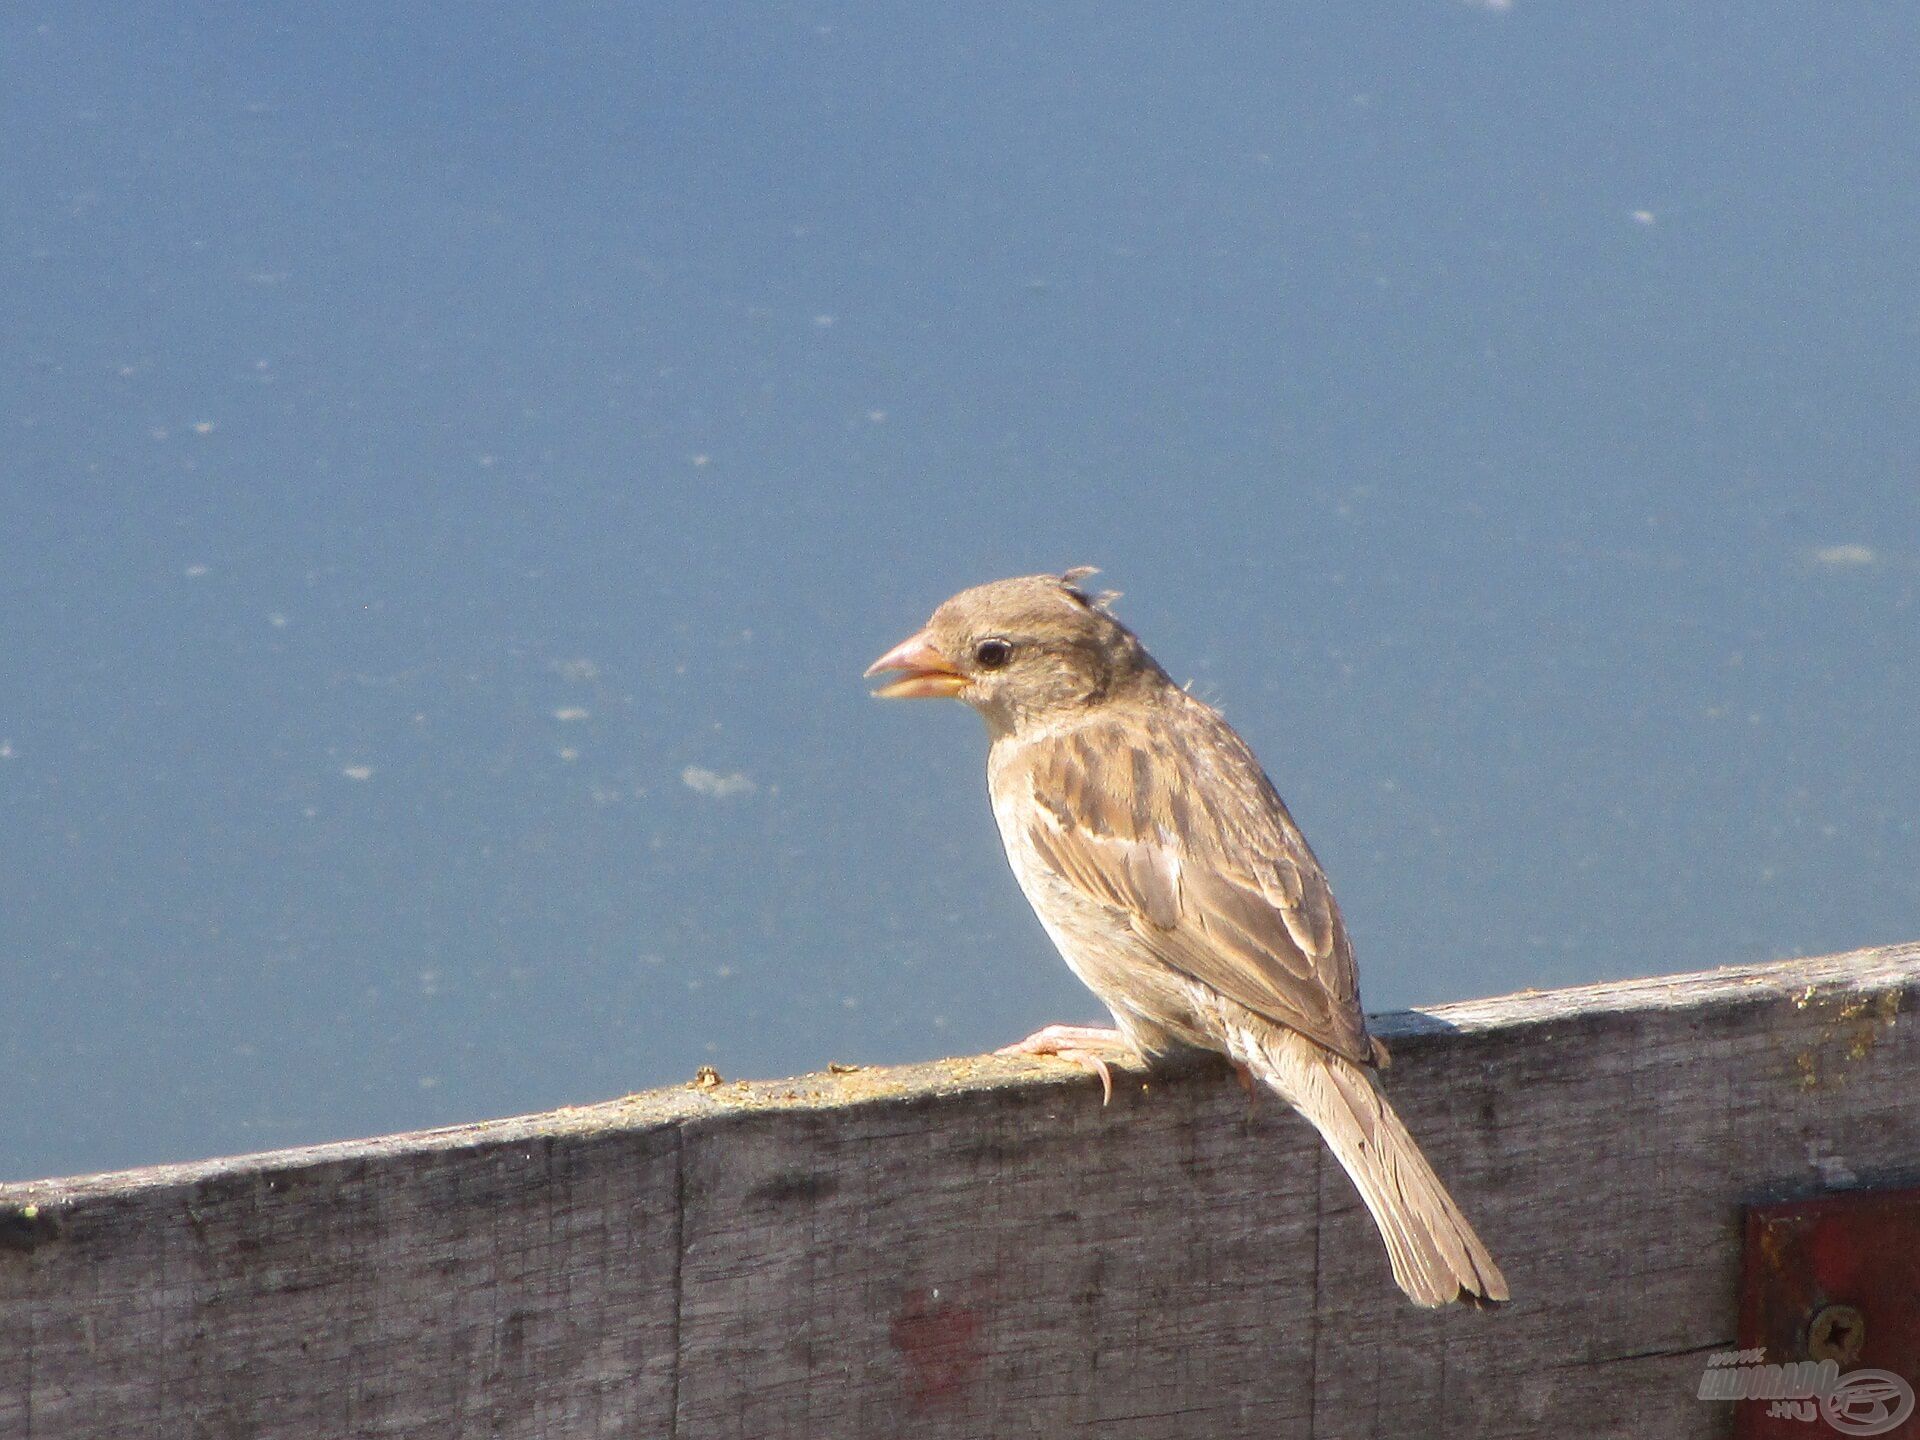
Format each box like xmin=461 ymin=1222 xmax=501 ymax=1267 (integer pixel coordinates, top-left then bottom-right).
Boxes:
xmin=974 ymin=638 xmax=1014 ymax=670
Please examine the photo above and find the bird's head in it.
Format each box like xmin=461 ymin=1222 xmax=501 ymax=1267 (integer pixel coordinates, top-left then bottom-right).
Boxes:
xmin=865 ymin=568 xmax=1166 ymax=736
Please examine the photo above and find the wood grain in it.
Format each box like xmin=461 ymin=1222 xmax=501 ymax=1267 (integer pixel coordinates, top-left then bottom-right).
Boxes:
xmin=3 ymin=942 xmax=1916 ymax=1438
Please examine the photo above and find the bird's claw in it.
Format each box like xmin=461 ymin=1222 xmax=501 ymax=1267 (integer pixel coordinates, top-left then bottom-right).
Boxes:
xmin=1062 ymin=1048 xmax=1115 ymax=1104
xmin=996 ymin=1024 xmax=1129 ymax=1105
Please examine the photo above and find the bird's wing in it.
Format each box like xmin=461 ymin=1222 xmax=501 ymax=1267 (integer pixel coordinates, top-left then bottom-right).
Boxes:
xmin=1016 ymin=703 xmax=1375 ymax=1065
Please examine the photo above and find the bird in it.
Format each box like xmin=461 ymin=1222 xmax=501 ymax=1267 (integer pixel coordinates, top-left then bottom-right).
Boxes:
xmin=865 ymin=568 xmax=1508 ymax=1308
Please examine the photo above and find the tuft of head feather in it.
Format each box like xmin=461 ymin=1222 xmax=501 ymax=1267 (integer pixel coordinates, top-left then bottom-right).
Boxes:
xmin=1057 ymin=566 xmax=1122 ymax=614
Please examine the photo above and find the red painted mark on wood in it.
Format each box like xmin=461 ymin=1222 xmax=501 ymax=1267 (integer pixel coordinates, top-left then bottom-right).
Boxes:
xmin=889 ymin=1287 xmax=984 ymax=1411
xmin=1739 ymin=1187 xmax=1920 ymax=1440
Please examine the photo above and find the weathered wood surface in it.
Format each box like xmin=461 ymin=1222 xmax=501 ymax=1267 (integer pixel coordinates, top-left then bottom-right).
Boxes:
xmin=3 ymin=942 xmax=1916 ymax=1439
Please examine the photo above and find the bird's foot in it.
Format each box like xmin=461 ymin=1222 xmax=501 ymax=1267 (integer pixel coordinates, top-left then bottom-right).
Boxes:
xmin=1232 ymin=1060 xmax=1257 ymax=1101
xmin=996 ymin=1024 xmax=1136 ymax=1105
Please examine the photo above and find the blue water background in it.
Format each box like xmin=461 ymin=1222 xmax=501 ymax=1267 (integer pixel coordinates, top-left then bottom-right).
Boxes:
xmin=3 ymin=3 xmax=1915 ymax=1178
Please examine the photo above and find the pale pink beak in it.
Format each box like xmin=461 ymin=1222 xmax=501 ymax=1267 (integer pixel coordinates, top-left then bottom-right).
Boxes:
xmin=865 ymin=628 xmax=967 ymax=699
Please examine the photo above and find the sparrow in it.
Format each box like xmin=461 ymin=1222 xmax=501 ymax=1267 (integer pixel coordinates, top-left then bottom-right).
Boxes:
xmin=866 ymin=569 xmax=1507 ymax=1308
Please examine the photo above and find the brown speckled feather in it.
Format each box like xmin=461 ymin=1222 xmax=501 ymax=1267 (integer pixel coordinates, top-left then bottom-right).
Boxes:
xmin=1011 ymin=695 xmax=1376 ymax=1066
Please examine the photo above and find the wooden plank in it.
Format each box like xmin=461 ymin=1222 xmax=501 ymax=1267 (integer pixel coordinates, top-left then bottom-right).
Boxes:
xmin=2 ymin=942 xmax=1916 ymax=1438
xmin=0 ymin=1123 xmax=687 ymax=1438
xmin=672 ymin=1072 xmax=1324 ymax=1436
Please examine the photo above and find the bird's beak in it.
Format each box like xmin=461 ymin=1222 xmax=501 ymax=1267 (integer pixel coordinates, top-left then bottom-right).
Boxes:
xmin=865 ymin=629 xmax=967 ymax=699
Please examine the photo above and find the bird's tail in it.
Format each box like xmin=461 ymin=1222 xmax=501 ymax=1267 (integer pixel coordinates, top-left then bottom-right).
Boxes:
xmin=1240 ymin=1024 xmax=1509 ymax=1309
